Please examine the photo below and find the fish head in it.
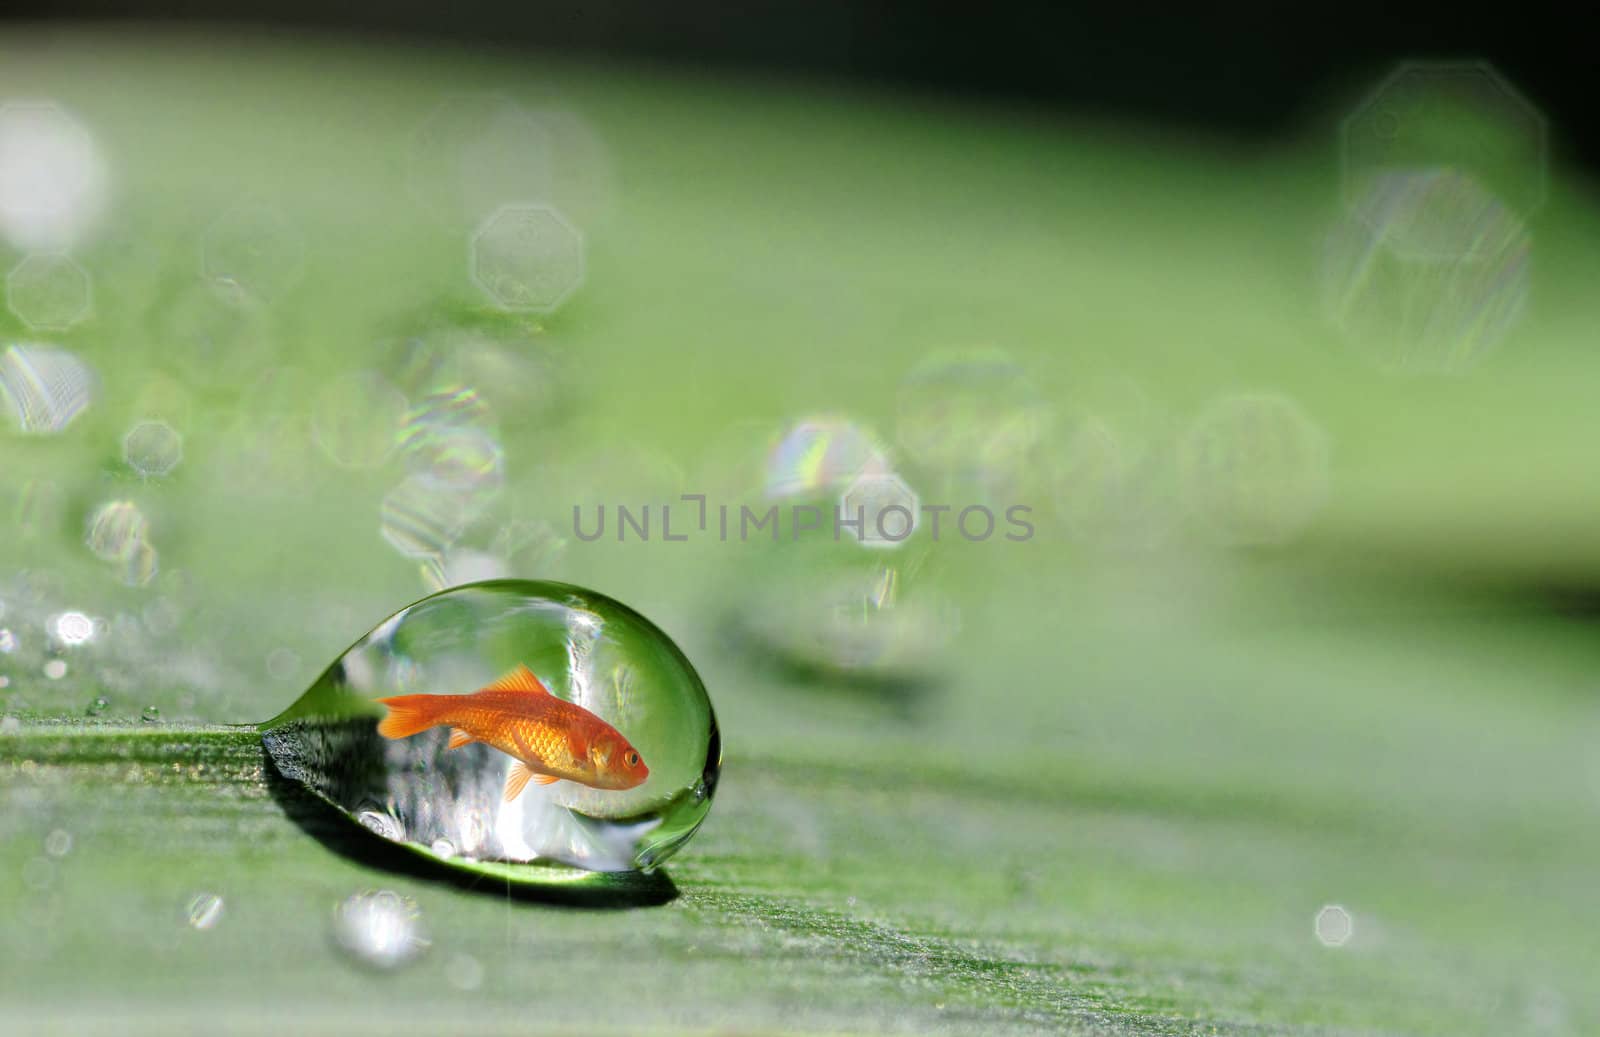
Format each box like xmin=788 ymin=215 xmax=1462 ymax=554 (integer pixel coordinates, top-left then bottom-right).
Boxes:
xmin=588 ymin=729 xmax=650 ymax=790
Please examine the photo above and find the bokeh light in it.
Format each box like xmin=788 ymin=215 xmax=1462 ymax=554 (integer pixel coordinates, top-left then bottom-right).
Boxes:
xmin=469 ymin=204 xmax=585 ymax=313
xmin=6 ymin=252 xmax=92 ymax=330
xmin=0 ymin=100 xmax=108 ymax=251
xmin=0 ymin=344 xmax=97 ymax=434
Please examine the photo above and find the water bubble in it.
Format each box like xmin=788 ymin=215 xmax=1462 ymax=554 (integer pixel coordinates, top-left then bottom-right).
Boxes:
xmin=0 ymin=100 xmax=108 ymax=251
xmin=765 ymin=417 xmax=891 ymax=500
xmin=140 ymin=705 xmax=159 ymax=723
xmin=261 ymin=580 xmax=720 ymax=877
xmin=840 ymin=472 xmax=920 ymax=548
xmin=51 ymin=611 xmax=95 ymax=647
xmin=123 ymin=420 xmax=184 ymax=477
xmin=445 ymin=952 xmax=484 ymax=991
xmin=186 ymin=892 xmax=225 ymax=931
xmin=311 ymin=371 xmax=407 ymax=470
xmin=470 ymin=204 xmax=584 ymax=313
xmin=6 ymin=252 xmax=92 ymax=330
xmin=0 ymin=344 xmax=96 ymax=434
xmin=85 ymin=696 xmax=108 ymax=716
xmin=408 ymin=92 xmax=553 ymax=229
xmin=330 ymin=890 xmax=429 ymax=971
xmin=1321 ymin=168 xmax=1529 ymax=374
xmin=42 ymin=659 xmax=66 ymax=680
xmin=200 ymin=201 xmax=305 ymax=304
xmin=1178 ymin=393 xmax=1330 ymax=547
xmin=43 ymin=828 xmax=72 ymax=857
xmin=1314 ymin=904 xmax=1354 ymax=947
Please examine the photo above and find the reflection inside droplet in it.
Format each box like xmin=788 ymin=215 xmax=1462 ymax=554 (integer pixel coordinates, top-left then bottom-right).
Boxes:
xmin=260 ymin=580 xmax=720 ymax=879
xmin=331 ymin=890 xmax=429 ymax=970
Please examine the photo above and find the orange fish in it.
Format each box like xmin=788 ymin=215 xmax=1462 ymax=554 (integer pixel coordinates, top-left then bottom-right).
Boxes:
xmin=374 ymin=663 xmax=648 ymax=801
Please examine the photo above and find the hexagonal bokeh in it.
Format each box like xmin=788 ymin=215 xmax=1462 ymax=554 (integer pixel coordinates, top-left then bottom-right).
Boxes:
xmin=1342 ymin=61 xmax=1546 ymax=220
xmin=0 ymin=100 xmax=107 ymax=251
xmin=1177 ymin=392 xmax=1330 ymax=547
xmin=840 ymin=472 xmax=920 ymax=548
xmin=1321 ymin=168 xmax=1529 ymax=374
xmin=200 ymin=201 xmax=305 ymax=304
xmin=6 ymin=252 xmax=92 ymax=329
xmin=408 ymin=93 xmax=553 ymax=229
xmin=469 ymin=204 xmax=585 ymax=313
xmin=122 ymin=419 xmax=185 ymax=478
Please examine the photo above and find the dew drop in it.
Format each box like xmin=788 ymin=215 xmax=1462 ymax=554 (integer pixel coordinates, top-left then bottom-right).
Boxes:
xmin=445 ymin=952 xmax=484 ymax=991
xmin=43 ymin=828 xmax=72 ymax=857
xmin=85 ymin=696 xmax=108 ymax=716
xmin=140 ymin=705 xmax=160 ymax=723
xmin=260 ymin=580 xmax=720 ymax=882
xmin=331 ymin=890 xmax=429 ymax=971
xmin=186 ymin=892 xmax=225 ymax=931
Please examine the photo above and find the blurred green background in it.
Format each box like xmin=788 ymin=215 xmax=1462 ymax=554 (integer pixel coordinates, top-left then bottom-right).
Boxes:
xmin=2 ymin=27 xmax=1598 ymax=1035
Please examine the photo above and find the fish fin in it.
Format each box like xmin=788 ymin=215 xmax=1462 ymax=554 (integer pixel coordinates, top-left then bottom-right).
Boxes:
xmin=479 ymin=663 xmax=551 ymax=697
xmin=446 ymin=728 xmax=476 ymax=750
xmin=374 ymin=695 xmax=443 ymax=740
xmin=503 ymin=761 xmax=535 ymax=802
xmin=533 ymin=773 xmax=560 ymax=785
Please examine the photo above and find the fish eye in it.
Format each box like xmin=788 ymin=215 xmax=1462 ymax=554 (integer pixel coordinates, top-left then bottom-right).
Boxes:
xmin=625 ymin=750 xmax=640 ymax=768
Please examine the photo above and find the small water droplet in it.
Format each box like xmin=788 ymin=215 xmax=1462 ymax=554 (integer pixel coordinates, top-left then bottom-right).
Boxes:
xmin=140 ymin=706 xmax=160 ymax=723
xmin=186 ymin=892 xmax=225 ymax=930
xmin=358 ymin=810 xmax=403 ymax=840
xmin=42 ymin=659 xmax=66 ymax=680
xmin=445 ymin=952 xmax=484 ymax=991
xmin=1315 ymin=904 xmax=1354 ymax=947
xmin=43 ymin=829 xmax=72 ymax=858
xmin=429 ymin=838 xmax=455 ymax=858
xmin=331 ymin=890 xmax=429 ymax=970
xmin=85 ymin=696 xmax=108 ymax=716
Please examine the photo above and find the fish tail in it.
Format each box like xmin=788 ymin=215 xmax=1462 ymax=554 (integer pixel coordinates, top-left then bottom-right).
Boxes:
xmin=374 ymin=694 xmax=449 ymax=740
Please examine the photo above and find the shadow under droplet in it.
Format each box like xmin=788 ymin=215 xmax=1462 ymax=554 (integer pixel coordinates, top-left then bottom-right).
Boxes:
xmin=262 ymin=744 xmax=678 ymax=909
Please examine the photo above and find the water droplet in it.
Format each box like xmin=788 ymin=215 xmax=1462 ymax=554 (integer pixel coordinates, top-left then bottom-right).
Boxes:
xmin=186 ymin=892 xmax=225 ymax=931
xmin=123 ymin=420 xmax=184 ymax=477
xmin=140 ymin=705 xmax=160 ymax=723
xmin=50 ymin=610 xmax=95 ymax=647
xmin=43 ymin=828 xmax=72 ymax=857
xmin=85 ymin=696 xmax=108 ymax=716
xmin=42 ymin=659 xmax=66 ymax=680
xmin=0 ymin=344 xmax=96 ymax=434
xmin=331 ymin=890 xmax=429 ymax=971
xmin=429 ymin=838 xmax=455 ymax=858
xmin=445 ymin=952 xmax=484 ymax=991
xmin=1314 ymin=904 xmax=1354 ymax=947
xmin=358 ymin=809 xmax=403 ymax=840
xmin=765 ymin=417 xmax=889 ymax=500
xmin=1177 ymin=393 xmax=1330 ymax=547
xmin=261 ymin=581 xmax=720 ymax=879
xmin=470 ymin=205 xmax=585 ymax=313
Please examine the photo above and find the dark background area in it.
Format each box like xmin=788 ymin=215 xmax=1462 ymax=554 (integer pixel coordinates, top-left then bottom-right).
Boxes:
xmin=6 ymin=3 xmax=1597 ymax=170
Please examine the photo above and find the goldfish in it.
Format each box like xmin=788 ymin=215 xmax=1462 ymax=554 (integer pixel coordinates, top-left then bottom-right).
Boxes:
xmin=374 ymin=663 xmax=649 ymax=801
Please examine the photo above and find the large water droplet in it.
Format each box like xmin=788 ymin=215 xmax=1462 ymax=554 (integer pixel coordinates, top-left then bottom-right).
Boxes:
xmin=261 ymin=580 xmax=720 ymax=882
